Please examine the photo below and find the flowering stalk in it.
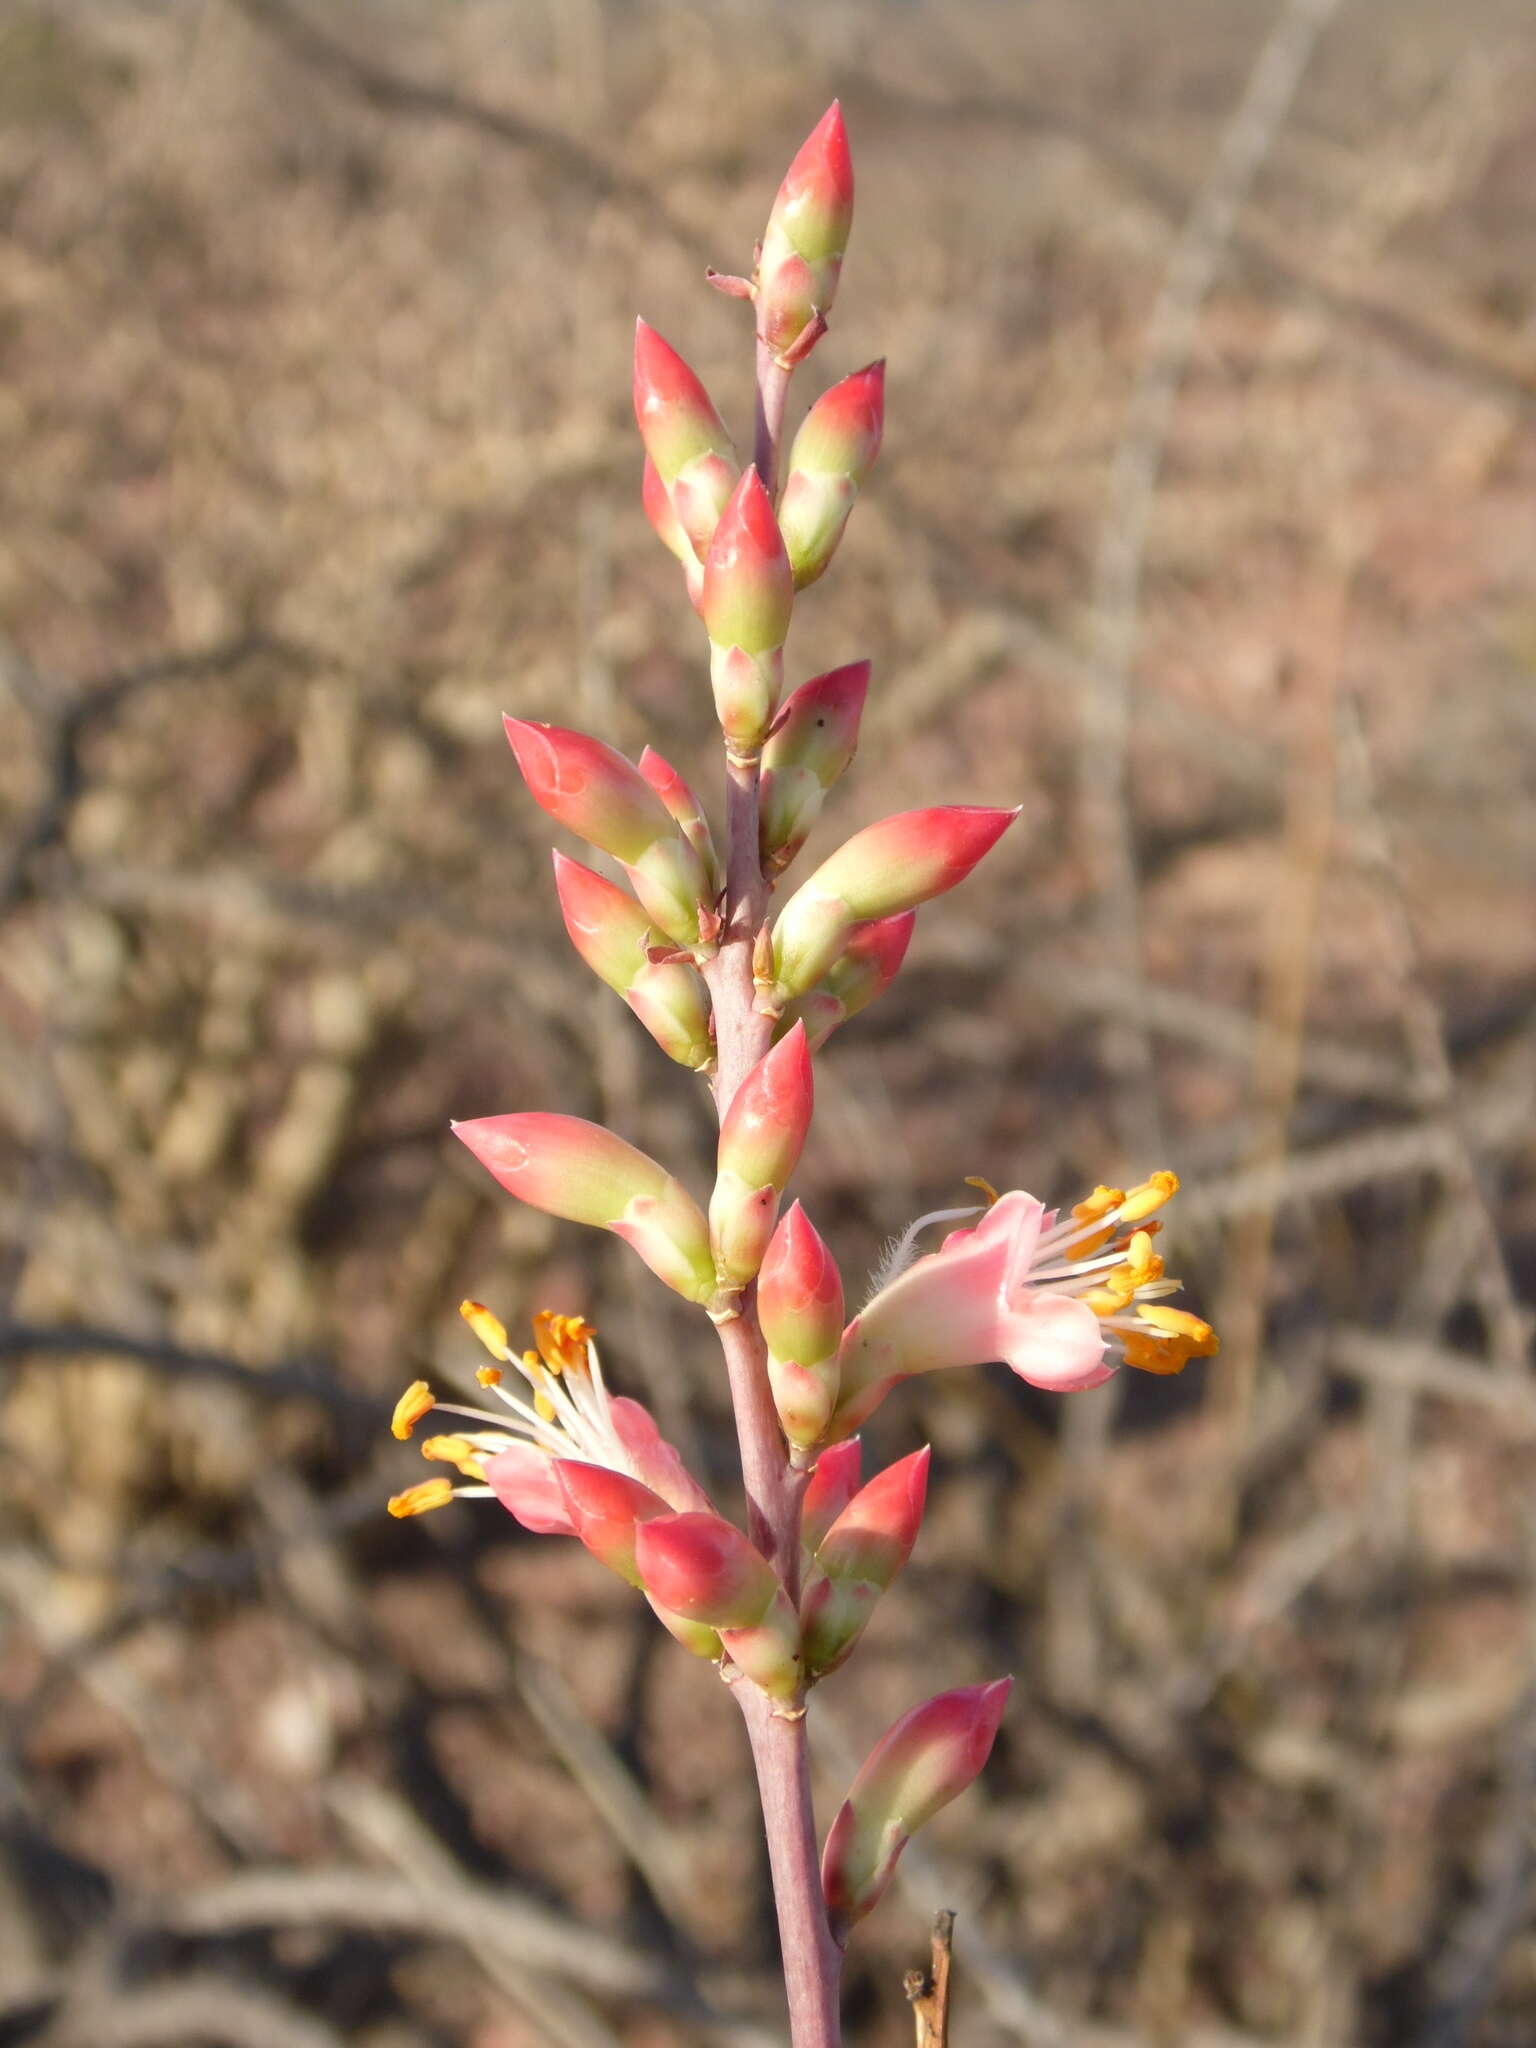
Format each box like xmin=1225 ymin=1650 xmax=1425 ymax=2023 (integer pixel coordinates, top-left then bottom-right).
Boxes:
xmin=385 ymin=106 xmax=1218 ymax=2048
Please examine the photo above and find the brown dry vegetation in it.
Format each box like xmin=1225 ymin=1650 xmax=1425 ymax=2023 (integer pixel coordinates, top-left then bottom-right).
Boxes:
xmin=2 ymin=0 xmax=1535 ymax=2042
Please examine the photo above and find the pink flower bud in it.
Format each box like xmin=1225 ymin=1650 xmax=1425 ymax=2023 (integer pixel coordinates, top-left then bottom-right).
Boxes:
xmin=638 ymin=746 xmax=720 ymax=891
xmin=555 ymin=1460 xmax=669 ymax=1586
xmin=552 ymin=852 xmax=713 ymax=1070
xmin=632 ymin=320 xmax=729 ymax=481
xmin=760 ymin=1203 xmax=844 ymax=1367
xmin=779 ymin=363 xmax=886 ymax=589
xmin=821 ymin=1679 xmax=1012 ymax=1941
xmin=641 ymin=458 xmax=705 ymax=612
xmin=505 ymin=717 xmax=671 ymax=865
xmin=801 ymin=1437 xmax=862 ymax=1553
xmin=801 ymin=1447 xmax=930 ymax=1676
xmin=816 ymin=1446 xmax=929 ymax=1589
xmin=758 ymin=103 xmax=854 ymax=359
xmin=759 ymin=660 xmax=871 ymax=872
xmin=774 ymin=808 xmax=1018 ymax=999
xmin=824 ymin=911 xmax=916 ymax=1012
xmin=453 ymin=1112 xmax=716 ymax=1303
xmin=634 ymin=1511 xmax=778 ymax=1629
xmin=760 ymin=1202 xmax=844 ymax=1446
xmin=702 ymin=467 xmax=795 ymax=757
xmin=717 ymin=1021 xmax=814 ymax=1197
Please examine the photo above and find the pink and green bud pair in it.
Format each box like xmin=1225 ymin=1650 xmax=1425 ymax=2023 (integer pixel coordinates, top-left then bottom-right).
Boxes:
xmin=701 ymin=468 xmax=795 ymax=759
xmin=779 ymin=363 xmax=885 ymax=589
xmin=771 ymin=805 xmax=1019 ymax=1005
xmin=709 ymin=1025 xmax=814 ymax=1290
xmin=758 ymin=660 xmax=869 ymax=874
xmin=776 ymin=911 xmax=915 ymax=1053
xmin=504 ymin=719 xmax=715 ymax=952
xmin=554 ymin=852 xmax=713 ymax=1071
xmin=821 ymin=1678 xmax=1012 ymax=1942
xmin=801 ymin=1446 xmax=929 ymax=1679
xmin=453 ymin=1112 xmax=717 ymax=1305
xmin=757 ymin=103 xmax=855 ymax=362
xmin=759 ymin=1202 xmax=844 ymax=1447
xmin=633 ymin=319 xmax=736 ymax=559
xmin=635 ymin=1511 xmax=802 ymax=1699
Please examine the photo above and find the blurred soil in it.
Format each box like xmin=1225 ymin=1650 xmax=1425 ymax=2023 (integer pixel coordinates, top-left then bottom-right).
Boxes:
xmin=1 ymin=1 xmax=1535 ymax=2043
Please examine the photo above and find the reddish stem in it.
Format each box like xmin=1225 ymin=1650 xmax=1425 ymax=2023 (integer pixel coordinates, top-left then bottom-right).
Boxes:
xmin=704 ymin=340 xmax=843 ymax=2046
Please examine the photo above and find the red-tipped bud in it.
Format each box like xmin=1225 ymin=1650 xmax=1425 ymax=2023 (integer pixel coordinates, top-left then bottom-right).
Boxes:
xmin=760 ymin=1203 xmax=844 ymax=1366
xmin=801 ymin=1447 xmax=930 ymax=1677
xmin=555 ymin=1462 xmax=669 ymax=1586
xmin=641 ymin=457 xmax=706 ymax=611
xmin=717 ymin=1022 xmax=814 ymax=1195
xmin=760 ymin=1201 xmax=844 ymax=1447
xmin=504 ymin=718 xmax=712 ymax=949
xmin=633 ymin=320 xmax=735 ymax=487
xmin=758 ymin=103 xmax=854 ymax=359
xmin=453 ymin=1112 xmax=716 ymax=1304
xmin=759 ymin=661 xmax=870 ymax=872
xmin=801 ymin=1437 xmax=863 ymax=1552
xmin=551 ymin=851 xmax=713 ymax=1069
xmin=505 ymin=717 xmax=671 ymax=865
xmin=773 ymin=808 xmax=1018 ymax=1000
xmin=638 ymin=747 xmax=720 ymax=890
xmin=779 ymin=363 xmax=886 ymax=589
xmin=701 ymin=468 xmax=796 ymax=760
xmin=710 ymin=1022 xmax=814 ymax=1290
xmin=821 ymin=1679 xmax=1012 ymax=1941
xmin=816 ymin=1446 xmax=929 ymax=1589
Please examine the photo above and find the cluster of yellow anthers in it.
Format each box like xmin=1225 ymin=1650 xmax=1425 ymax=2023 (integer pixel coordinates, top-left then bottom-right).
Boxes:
xmin=1044 ymin=1170 xmax=1218 ymax=1375
xmin=386 ymin=1305 xmax=600 ymax=1519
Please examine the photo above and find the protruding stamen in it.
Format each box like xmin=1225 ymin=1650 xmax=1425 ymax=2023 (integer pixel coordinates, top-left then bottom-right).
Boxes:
xmin=420 ymin=1435 xmax=490 ymax=1481
xmin=461 ymin=1300 xmax=510 ymax=1359
xmin=476 ymin=1364 xmax=504 ymax=1388
xmin=1119 ymin=1170 xmax=1180 ymax=1223
xmin=391 ymin=1380 xmax=436 ymax=1441
xmin=964 ymin=1175 xmax=1000 ymax=1206
xmin=387 ymin=1478 xmax=456 ymax=1518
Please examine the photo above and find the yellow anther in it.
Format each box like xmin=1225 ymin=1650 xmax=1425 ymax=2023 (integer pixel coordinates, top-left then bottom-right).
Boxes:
xmin=476 ymin=1364 xmax=503 ymax=1388
xmin=1119 ymin=1170 xmax=1180 ymax=1224
xmin=391 ymin=1380 xmax=436 ymax=1441
xmin=1082 ymin=1267 xmax=1138 ymax=1318
xmin=964 ymin=1176 xmax=1001 ymax=1207
xmin=534 ymin=1390 xmax=558 ymax=1424
xmin=387 ymin=1478 xmax=456 ymax=1519
xmin=1073 ymin=1185 xmax=1125 ymax=1225
xmin=1136 ymin=1302 xmax=1216 ymax=1352
xmin=1120 ymin=1333 xmax=1192 ymax=1376
xmin=419 ymin=1435 xmax=489 ymax=1481
xmin=460 ymin=1300 xmax=510 ymax=1359
xmin=1124 ymin=1230 xmax=1164 ymax=1285
xmin=533 ymin=1309 xmax=596 ymax=1376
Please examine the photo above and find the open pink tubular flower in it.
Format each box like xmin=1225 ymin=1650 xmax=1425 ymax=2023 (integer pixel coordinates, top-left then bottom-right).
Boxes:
xmin=387 ymin=1305 xmax=712 ymax=1533
xmin=830 ymin=1172 xmax=1218 ymax=1436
